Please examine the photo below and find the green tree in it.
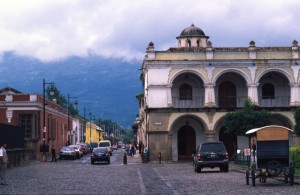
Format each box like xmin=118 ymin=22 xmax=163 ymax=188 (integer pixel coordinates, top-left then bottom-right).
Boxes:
xmin=224 ymin=97 xmax=272 ymax=135
xmin=46 ymin=84 xmax=78 ymax=115
xmin=294 ymin=107 xmax=300 ymax=136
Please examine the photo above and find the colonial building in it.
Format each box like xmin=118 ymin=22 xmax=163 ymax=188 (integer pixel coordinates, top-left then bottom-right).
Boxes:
xmin=139 ymin=24 xmax=300 ymax=162
xmin=0 ymin=86 xmax=75 ymax=160
xmin=85 ymin=121 xmax=104 ymax=144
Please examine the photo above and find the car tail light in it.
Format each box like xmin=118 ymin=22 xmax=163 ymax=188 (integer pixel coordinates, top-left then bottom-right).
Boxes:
xmin=197 ymin=153 xmax=201 ymax=160
xmin=91 ymin=153 xmax=95 ymax=157
xmin=225 ymin=152 xmax=228 ymax=159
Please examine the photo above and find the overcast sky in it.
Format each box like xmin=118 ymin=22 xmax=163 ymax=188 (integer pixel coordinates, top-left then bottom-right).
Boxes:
xmin=0 ymin=0 xmax=299 ymax=63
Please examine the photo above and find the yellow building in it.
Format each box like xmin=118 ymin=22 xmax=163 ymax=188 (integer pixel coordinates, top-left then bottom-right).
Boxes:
xmin=85 ymin=122 xmax=104 ymax=143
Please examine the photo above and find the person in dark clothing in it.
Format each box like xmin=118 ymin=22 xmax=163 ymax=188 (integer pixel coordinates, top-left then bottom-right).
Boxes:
xmin=51 ymin=145 xmax=57 ymax=162
xmin=131 ymin=144 xmax=135 ymax=157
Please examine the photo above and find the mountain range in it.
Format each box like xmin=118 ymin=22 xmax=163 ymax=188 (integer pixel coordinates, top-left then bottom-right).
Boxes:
xmin=0 ymin=52 xmax=143 ymax=128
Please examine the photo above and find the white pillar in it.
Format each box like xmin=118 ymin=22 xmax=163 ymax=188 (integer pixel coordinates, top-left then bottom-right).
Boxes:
xmin=290 ymin=83 xmax=300 ymax=106
xmin=247 ymin=84 xmax=258 ymax=105
xmin=167 ymin=85 xmax=172 ymax=107
xmin=204 ymin=84 xmax=216 ymax=107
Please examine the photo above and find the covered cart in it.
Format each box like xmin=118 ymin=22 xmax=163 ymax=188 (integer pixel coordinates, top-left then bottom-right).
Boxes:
xmin=245 ymin=125 xmax=294 ymax=186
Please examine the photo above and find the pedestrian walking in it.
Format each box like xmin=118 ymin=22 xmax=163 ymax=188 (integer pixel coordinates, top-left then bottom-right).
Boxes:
xmin=131 ymin=144 xmax=135 ymax=157
xmin=51 ymin=145 xmax=57 ymax=162
xmin=0 ymin=143 xmax=8 ymax=186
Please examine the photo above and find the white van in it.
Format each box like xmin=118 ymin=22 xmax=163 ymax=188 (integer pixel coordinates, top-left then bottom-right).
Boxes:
xmin=98 ymin=140 xmax=112 ymax=156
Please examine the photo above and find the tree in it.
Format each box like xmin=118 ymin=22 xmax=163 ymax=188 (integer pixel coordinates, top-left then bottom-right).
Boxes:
xmin=46 ymin=84 xmax=78 ymax=115
xmin=224 ymin=97 xmax=272 ymax=135
xmin=294 ymin=107 xmax=300 ymax=136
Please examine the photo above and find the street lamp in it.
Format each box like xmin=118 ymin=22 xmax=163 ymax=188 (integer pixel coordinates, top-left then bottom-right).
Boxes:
xmin=67 ymin=94 xmax=78 ymax=145
xmin=42 ymin=79 xmax=55 ymax=161
xmin=89 ymin=112 xmax=92 ymax=144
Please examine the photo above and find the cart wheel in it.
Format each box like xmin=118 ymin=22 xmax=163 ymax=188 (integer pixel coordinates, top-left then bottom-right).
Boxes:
xmin=246 ymin=170 xmax=249 ymax=185
xmin=266 ymin=160 xmax=282 ymax=176
xmin=251 ymin=169 xmax=256 ymax=187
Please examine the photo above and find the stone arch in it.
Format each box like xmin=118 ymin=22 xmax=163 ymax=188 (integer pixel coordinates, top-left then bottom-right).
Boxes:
xmin=212 ymin=68 xmax=251 ymax=85
xmin=169 ymin=70 xmax=207 ymax=85
xmin=255 ymin=68 xmax=294 ymax=84
xmin=257 ymin=70 xmax=291 ymax=107
xmin=169 ymin=114 xmax=208 ymax=161
xmin=213 ymin=115 xmax=237 ymax=157
xmin=214 ymin=69 xmax=249 ymax=108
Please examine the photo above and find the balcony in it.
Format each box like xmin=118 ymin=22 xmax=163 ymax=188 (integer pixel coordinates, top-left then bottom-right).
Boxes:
xmin=172 ymin=97 xmax=204 ymax=108
xmin=171 ymin=96 xmax=291 ymax=109
xmin=258 ymin=96 xmax=290 ymax=107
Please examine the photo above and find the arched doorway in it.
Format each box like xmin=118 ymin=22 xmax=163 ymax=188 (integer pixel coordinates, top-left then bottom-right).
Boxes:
xmin=178 ymin=126 xmax=196 ymax=160
xmin=219 ymin=127 xmax=237 ymax=157
xmin=218 ymin=81 xmax=236 ymax=108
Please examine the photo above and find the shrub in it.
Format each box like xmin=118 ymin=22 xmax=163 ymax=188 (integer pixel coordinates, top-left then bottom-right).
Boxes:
xmin=290 ymin=145 xmax=300 ymax=168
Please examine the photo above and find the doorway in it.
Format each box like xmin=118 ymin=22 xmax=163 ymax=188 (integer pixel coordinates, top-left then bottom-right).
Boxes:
xmin=178 ymin=126 xmax=196 ymax=160
xmin=219 ymin=126 xmax=237 ymax=157
xmin=218 ymin=81 xmax=236 ymax=108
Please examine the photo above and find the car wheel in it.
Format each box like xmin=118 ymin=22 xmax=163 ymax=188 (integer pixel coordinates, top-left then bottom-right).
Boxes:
xmin=91 ymin=160 xmax=94 ymax=165
xmin=196 ymin=164 xmax=201 ymax=173
xmin=193 ymin=162 xmax=197 ymax=172
xmin=221 ymin=166 xmax=229 ymax=172
xmin=107 ymin=160 xmax=110 ymax=164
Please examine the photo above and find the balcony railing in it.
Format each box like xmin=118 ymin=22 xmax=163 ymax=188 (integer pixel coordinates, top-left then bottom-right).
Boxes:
xmin=172 ymin=97 xmax=204 ymax=108
xmin=171 ymin=96 xmax=290 ymax=108
xmin=258 ymin=96 xmax=290 ymax=107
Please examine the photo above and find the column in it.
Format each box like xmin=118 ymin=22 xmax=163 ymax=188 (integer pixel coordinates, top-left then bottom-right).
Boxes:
xmin=290 ymin=83 xmax=300 ymax=106
xmin=247 ymin=84 xmax=258 ymax=105
xmin=204 ymin=84 xmax=216 ymax=107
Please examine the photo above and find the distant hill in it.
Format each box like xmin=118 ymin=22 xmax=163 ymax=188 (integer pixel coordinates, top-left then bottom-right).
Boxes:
xmin=0 ymin=52 xmax=143 ymax=127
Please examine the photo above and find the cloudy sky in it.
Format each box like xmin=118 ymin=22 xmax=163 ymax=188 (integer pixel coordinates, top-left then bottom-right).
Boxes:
xmin=0 ymin=0 xmax=299 ymax=63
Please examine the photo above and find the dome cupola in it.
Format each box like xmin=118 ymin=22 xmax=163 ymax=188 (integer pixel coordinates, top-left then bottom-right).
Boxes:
xmin=176 ymin=24 xmax=209 ymax=48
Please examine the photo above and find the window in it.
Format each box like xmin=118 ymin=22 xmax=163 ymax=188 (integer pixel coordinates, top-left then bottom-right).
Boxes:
xmin=187 ymin=40 xmax=191 ymax=48
xmin=197 ymin=39 xmax=200 ymax=47
xmin=179 ymin=84 xmax=192 ymax=100
xmin=19 ymin=114 xmax=34 ymax=139
xmin=262 ymin=83 xmax=275 ymax=99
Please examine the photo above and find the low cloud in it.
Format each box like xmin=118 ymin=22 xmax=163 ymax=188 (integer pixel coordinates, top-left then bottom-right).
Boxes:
xmin=0 ymin=0 xmax=299 ymax=62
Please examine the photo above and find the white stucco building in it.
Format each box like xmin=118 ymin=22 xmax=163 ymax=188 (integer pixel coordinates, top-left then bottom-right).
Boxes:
xmin=138 ymin=24 xmax=300 ymax=162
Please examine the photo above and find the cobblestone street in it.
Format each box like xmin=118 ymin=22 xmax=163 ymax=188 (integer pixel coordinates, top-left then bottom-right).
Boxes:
xmin=0 ymin=149 xmax=298 ymax=195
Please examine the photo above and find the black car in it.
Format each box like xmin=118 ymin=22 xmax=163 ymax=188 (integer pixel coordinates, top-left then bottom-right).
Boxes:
xmin=193 ymin=141 xmax=229 ymax=173
xmin=90 ymin=147 xmax=110 ymax=164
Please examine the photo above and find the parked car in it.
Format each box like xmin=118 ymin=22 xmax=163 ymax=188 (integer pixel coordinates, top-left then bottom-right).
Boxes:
xmin=59 ymin=146 xmax=76 ymax=160
xmin=99 ymin=140 xmax=112 ymax=156
xmin=193 ymin=141 xmax=229 ymax=173
xmin=90 ymin=147 xmax=110 ymax=164
xmin=69 ymin=145 xmax=83 ymax=159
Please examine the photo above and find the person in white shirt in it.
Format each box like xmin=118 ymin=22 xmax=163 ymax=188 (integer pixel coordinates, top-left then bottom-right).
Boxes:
xmin=0 ymin=143 xmax=8 ymax=186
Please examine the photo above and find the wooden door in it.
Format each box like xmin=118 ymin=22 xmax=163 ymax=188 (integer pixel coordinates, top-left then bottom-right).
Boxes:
xmin=219 ymin=127 xmax=237 ymax=158
xmin=218 ymin=81 xmax=236 ymax=108
xmin=178 ymin=126 xmax=196 ymax=160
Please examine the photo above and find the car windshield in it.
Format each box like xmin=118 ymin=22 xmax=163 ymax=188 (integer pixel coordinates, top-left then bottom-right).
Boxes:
xmin=201 ymin=143 xmax=225 ymax=152
xmin=62 ymin=147 xmax=74 ymax=151
xmin=93 ymin=148 xmax=106 ymax=153
xmin=99 ymin=142 xmax=110 ymax=147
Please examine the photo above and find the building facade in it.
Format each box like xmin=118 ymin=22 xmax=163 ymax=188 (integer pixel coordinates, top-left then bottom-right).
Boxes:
xmin=0 ymin=87 xmax=70 ymax=160
xmin=139 ymin=24 xmax=300 ymax=162
xmin=85 ymin=121 xmax=104 ymax=144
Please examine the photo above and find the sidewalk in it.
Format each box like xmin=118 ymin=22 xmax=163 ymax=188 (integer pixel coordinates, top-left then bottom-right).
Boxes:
xmin=126 ymin=152 xmax=143 ymax=164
